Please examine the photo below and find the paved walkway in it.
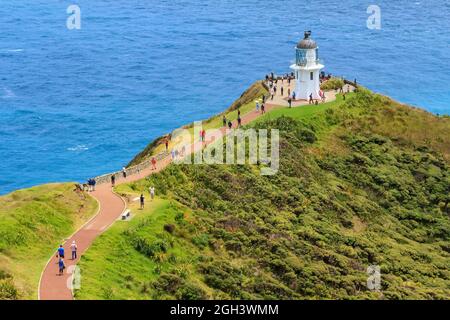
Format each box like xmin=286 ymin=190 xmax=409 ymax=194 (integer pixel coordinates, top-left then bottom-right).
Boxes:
xmin=38 ymin=85 xmax=344 ymax=299
xmin=266 ymin=79 xmax=353 ymax=107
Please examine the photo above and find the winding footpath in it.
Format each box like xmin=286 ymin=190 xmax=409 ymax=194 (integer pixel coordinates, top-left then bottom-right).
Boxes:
xmin=38 ymin=83 xmax=344 ymax=299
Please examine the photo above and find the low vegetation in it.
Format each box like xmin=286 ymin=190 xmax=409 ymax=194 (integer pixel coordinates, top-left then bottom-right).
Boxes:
xmin=320 ymin=77 xmax=345 ymax=90
xmin=76 ymin=87 xmax=450 ymax=300
xmin=0 ymin=184 xmax=98 ymax=299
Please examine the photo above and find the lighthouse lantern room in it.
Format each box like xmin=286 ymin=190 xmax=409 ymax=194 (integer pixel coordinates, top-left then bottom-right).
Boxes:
xmin=290 ymin=31 xmax=324 ymax=100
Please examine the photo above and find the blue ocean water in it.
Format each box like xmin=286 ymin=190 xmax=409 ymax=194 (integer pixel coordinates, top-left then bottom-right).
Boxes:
xmin=0 ymin=0 xmax=449 ymax=194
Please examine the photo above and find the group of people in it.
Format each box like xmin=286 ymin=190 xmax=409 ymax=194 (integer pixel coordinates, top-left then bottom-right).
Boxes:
xmin=56 ymin=241 xmax=78 ymax=275
xmin=222 ymin=112 xmax=243 ymax=129
xmin=86 ymin=178 xmax=96 ymax=191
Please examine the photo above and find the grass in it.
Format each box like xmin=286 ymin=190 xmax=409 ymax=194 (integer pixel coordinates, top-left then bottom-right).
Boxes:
xmin=0 ymin=183 xmax=98 ymax=299
xmin=75 ymin=186 xmax=213 ymax=300
xmin=76 ymin=87 xmax=450 ymax=300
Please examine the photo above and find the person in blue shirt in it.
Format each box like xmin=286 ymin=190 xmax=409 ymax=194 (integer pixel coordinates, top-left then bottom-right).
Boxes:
xmin=58 ymin=258 xmax=65 ymax=275
xmin=57 ymin=244 xmax=65 ymax=259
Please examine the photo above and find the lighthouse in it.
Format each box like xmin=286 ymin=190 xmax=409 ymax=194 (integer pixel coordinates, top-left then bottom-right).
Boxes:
xmin=290 ymin=31 xmax=324 ymax=100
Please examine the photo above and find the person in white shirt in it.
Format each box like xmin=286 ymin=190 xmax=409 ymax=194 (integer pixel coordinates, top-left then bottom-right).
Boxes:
xmin=71 ymin=241 xmax=78 ymax=260
xmin=149 ymin=186 xmax=155 ymax=201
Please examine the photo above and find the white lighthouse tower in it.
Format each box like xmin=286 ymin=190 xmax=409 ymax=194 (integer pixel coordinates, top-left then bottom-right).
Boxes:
xmin=290 ymin=31 xmax=324 ymax=100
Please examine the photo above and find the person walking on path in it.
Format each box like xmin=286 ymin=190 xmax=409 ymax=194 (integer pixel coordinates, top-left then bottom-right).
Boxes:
xmin=56 ymin=245 xmax=65 ymax=259
xmin=237 ymin=116 xmax=242 ymax=128
xmin=292 ymin=92 xmax=296 ymax=100
xmin=255 ymin=102 xmax=259 ymax=112
xmin=223 ymin=115 xmax=227 ymax=127
xmin=111 ymin=174 xmax=116 ymax=187
xmin=261 ymin=104 xmax=265 ymax=114
xmin=151 ymin=157 xmax=157 ymax=170
xmin=122 ymin=167 xmax=127 ymax=179
xmin=92 ymin=178 xmax=96 ymax=191
xmin=70 ymin=241 xmax=77 ymax=260
xmin=288 ymin=97 xmax=292 ymax=108
xmin=281 ymin=86 xmax=284 ymax=96
xmin=227 ymin=120 xmax=232 ymax=129
xmin=140 ymin=193 xmax=145 ymax=210
xmin=237 ymin=109 xmax=241 ymax=117
xmin=58 ymin=258 xmax=65 ymax=276
xmin=309 ymin=93 xmax=313 ymax=104
xmin=201 ymin=129 xmax=206 ymax=143
xmin=165 ymin=139 xmax=169 ymax=152
xmin=149 ymin=186 xmax=155 ymax=201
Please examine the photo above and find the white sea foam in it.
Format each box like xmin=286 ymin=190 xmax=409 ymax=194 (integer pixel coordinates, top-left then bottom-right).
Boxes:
xmin=1 ymin=87 xmax=16 ymax=98
xmin=3 ymin=49 xmax=24 ymax=53
xmin=67 ymin=144 xmax=89 ymax=152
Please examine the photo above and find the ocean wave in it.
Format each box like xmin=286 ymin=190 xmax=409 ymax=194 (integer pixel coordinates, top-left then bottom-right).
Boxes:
xmin=67 ymin=144 xmax=89 ymax=152
xmin=1 ymin=87 xmax=16 ymax=99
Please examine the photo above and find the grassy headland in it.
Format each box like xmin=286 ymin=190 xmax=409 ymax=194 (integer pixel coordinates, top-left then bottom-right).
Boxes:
xmin=0 ymin=183 xmax=98 ymax=299
xmin=76 ymin=86 xmax=450 ymax=299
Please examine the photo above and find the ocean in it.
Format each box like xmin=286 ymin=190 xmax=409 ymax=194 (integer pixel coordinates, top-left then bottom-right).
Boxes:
xmin=0 ymin=0 xmax=449 ymax=194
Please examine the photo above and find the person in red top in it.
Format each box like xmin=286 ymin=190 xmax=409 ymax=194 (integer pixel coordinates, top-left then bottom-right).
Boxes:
xmin=151 ymin=157 xmax=157 ymax=170
xmin=201 ymin=130 xmax=206 ymax=143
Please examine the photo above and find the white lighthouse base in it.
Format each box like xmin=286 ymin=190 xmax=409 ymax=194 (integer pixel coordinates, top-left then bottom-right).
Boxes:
xmin=290 ymin=64 xmax=324 ymax=100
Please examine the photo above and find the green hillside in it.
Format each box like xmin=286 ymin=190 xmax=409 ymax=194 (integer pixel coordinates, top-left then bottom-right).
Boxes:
xmin=76 ymin=87 xmax=450 ymax=300
xmin=0 ymin=183 xmax=98 ymax=299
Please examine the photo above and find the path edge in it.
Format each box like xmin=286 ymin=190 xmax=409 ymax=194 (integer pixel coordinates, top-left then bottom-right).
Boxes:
xmin=37 ymin=190 xmax=102 ymax=300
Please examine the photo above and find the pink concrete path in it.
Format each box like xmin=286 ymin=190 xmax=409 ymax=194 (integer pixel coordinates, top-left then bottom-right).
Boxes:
xmin=37 ymin=101 xmax=289 ymax=300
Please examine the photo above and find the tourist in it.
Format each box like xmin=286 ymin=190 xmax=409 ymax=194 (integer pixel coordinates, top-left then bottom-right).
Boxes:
xmin=151 ymin=157 xmax=157 ymax=170
xmin=71 ymin=241 xmax=77 ymax=260
xmin=292 ymin=92 xmax=296 ymax=100
xmin=223 ymin=115 xmax=227 ymax=127
xmin=140 ymin=193 xmax=145 ymax=209
xmin=149 ymin=186 xmax=155 ymax=201
xmin=309 ymin=93 xmax=313 ymax=104
xmin=92 ymin=178 xmax=96 ymax=191
xmin=261 ymin=104 xmax=265 ymax=114
xmin=122 ymin=167 xmax=127 ymax=179
xmin=87 ymin=179 xmax=92 ymax=192
xmin=57 ymin=244 xmax=65 ymax=259
xmin=256 ymin=102 xmax=259 ymax=112
xmin=237 ymin=109 xmax=241 ymax=117
xmin=228 ymin=120 xmax=232 ymax=129
xmin=237 ymin=116 xmax=242 ymax=127
xmin=281 ymin=86 xmax=284 ymax=96
xmin=58 ymin=258 xmax=65 ymax=276
xmin=171 ymin=149 xmax=175 ymax=159
xmin=288 ymin=98 xmax=292 ymax=108
xmin=165 ymin=139 xmax=169 ymax=152
xmin=111 ymin=174 xmax=116 ymax=186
